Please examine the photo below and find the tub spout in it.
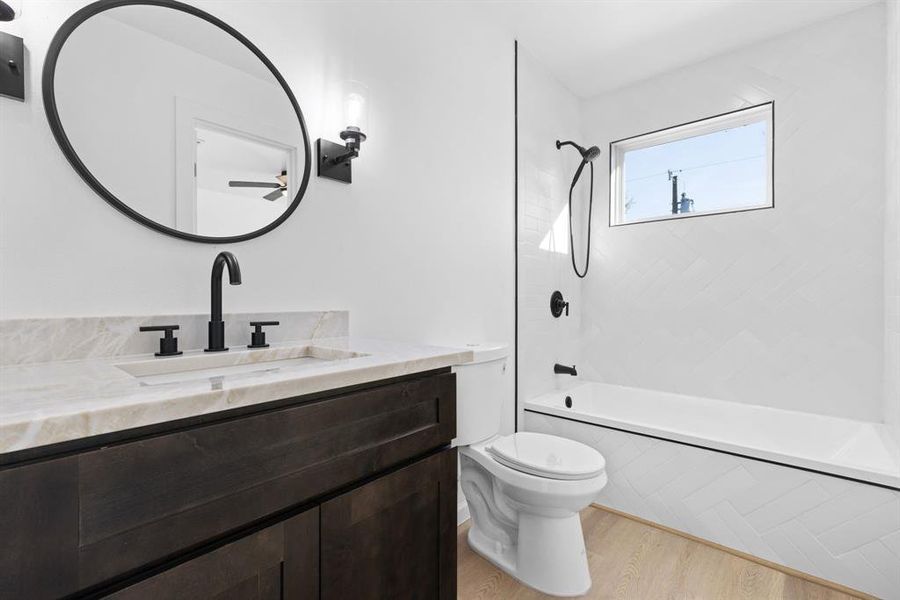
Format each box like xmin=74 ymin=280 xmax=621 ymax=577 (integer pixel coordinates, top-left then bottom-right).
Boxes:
xmin=554 ymin=363 xmax=577 ymax=376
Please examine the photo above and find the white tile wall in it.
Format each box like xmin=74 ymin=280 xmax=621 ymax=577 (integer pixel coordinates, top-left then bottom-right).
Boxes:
xmin=578 ymin=5 xmax=887 ymax=421
xmin=885 ymin=0 xmax=900 ymax=434
xmin=516 ymin=47 xmax=585 ymax=425
xmin=525 ymin=411 xmax=900 ymax=599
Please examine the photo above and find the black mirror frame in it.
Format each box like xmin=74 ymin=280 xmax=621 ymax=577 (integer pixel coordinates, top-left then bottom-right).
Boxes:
xmin=42 ymin=0 xmax=312 ymax=244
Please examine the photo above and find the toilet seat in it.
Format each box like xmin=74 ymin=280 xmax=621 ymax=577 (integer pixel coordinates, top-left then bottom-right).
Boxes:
xmin=486 ymin=432 xmax=606 ymax=481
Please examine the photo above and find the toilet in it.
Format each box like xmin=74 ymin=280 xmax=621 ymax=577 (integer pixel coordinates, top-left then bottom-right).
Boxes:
xmin=453 ymin=345 xmax=607 ymax=597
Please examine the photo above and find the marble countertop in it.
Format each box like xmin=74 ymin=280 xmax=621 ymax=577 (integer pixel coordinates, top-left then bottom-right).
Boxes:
xmin=0 ymin=337 xmax=473 ymax=455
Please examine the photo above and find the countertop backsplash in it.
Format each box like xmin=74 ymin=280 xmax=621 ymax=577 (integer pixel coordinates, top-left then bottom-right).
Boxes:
xmin=0 ymin=311 xmax=349 ymax=366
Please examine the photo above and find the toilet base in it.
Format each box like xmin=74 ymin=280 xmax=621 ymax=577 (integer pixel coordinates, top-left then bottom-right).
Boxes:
xmin=459 ymin=440 xmax=606 ymax=597
xmin=467 ymin=512 xmax=592 ymax=597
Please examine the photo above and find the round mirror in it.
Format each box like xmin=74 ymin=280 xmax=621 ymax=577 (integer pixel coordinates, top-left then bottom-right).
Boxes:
xmin=43 ymin=0 xmax=311 ymax=243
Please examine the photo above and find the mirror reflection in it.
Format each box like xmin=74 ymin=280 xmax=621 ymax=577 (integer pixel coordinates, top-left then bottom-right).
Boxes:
xmin=51 ymin=4 xmax=307 ymax=239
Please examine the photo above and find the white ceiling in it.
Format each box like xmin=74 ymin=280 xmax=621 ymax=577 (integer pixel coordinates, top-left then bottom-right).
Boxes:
xmin=103 ymin=5 xmax=275 ymax=83
xmin=478 ymin=0 xmax=878 ymax=98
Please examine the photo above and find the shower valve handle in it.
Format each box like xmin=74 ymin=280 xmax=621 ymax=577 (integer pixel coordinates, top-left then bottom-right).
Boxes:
xmin=550 ymin=291 xmax=569 ymax=318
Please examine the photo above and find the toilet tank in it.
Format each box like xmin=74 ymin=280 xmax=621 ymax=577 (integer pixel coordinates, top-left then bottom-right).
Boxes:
xmin=451 ymin=343 xmax=509 ymax=446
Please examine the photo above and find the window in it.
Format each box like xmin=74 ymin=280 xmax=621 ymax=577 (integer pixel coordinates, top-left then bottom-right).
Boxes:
xmin=609 ymin=103 xmax=773 ymax=226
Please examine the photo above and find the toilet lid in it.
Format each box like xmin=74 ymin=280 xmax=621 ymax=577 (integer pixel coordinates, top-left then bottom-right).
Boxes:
xmin=486 ymin=432 xmax=605 ymax=480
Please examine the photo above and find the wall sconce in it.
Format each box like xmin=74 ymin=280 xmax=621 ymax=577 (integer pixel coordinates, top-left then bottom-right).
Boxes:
xmin=317 ymin=80 xmax=368 ymax=184
xmin=0 ymin=0 xmax=22 ymax=21
xmin=0 ymin=1 xmax=24 ymax=102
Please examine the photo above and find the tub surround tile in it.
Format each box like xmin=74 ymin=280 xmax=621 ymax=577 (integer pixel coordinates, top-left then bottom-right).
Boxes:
xmin=525 ymin=411 xmax=900 ymax=599
xmin=0 ymin=311 xmax=349 ymax=366
xmin=697 ymin=506 xmax=745 ymax=552
xmin=818 ymin=498 xmax=900 ymax=556
xmin=0 ymin=337 xmax=472 ymax=455
xmin=619 ymin=442 xmax=675 ymax=483
xmin=859 ymin=539 xmax=900 ymax=585
xmin=628 ymin=452 xmax=683 ymax=497
xmin=800 ymin=485 xmax=897 ymax=534
xmin=715 ymin=501 xmax=776 ymax=560
xmin=881 ymin=529 xmax=900 ymax=559
xmin=574 ymin=7 xmax=886 ymax=424
xmin=760 ymin=529 xmax=818 ymax=575
xmin=526 ymin=383 xmax=900 ymax=488
xmin=682 ymin=465 xmax=756 ymax=514
xmin=731 ymin=465 xmax=809 ymax=516
xmin=744 ymin=480 xmax=830 ymax=533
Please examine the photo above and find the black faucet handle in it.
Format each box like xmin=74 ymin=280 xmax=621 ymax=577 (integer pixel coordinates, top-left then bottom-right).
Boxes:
xmin=139 ymin=325 xmax=183 ymax=357
xmin=248 ymin=321 xmax=280 ymax=349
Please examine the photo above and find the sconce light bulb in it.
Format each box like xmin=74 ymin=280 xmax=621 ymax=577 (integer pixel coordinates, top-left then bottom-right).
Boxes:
xmin=345 ymin=93 xmax=365 ymax=128
xmin=341 ymin=80 xmax=369 ymax=138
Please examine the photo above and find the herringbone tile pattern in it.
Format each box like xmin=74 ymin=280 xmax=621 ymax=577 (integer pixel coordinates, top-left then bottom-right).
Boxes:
xmin=578 ymin=5 xmax=886 ymax=421
xmin=525 ymin=412 xmax=900 ymax=599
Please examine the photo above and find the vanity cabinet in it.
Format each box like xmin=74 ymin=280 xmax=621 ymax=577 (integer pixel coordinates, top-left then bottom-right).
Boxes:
xmin=108 ymin=509 xmax=319 ymax=600
xmin=0 ymin=370 xmax=456 ymax=599
xmin=321 ymin=449 xmax=457 ymax=600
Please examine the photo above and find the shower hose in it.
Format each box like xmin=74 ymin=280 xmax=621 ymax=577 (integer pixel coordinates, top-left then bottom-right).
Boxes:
xmin=567 ymin=160 xmax=593 ymax=278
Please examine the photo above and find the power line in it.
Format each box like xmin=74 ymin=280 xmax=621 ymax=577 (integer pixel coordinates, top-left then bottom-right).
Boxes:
xmin=624 ymin=154 xmax=765 ymax=183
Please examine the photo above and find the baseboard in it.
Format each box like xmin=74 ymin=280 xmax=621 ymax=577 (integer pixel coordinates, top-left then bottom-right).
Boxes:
xmin=591 ymin=503 xmax=877 ymax=600
xmin=457 ymin=499 xmax=470 ymax=526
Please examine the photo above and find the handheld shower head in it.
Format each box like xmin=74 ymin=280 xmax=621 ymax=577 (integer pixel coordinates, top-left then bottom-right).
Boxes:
xmin=555 ymin=138 xmax=599 ymax=279
xmin=582 ymin=145 xmax=601 ymax=162
xmin=556 ymin=140 xmax=601 ymax=163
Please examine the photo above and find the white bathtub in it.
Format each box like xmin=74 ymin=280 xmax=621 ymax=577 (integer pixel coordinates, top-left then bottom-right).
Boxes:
xmin=523 ymin=382 xmax=900 ymax=598
xmin=525 ymin=382 xmax=900 ymax=488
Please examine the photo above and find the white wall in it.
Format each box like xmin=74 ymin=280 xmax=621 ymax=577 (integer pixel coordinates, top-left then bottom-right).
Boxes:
xmin=884 ymin=0 xmax=900 ymax=432
xmin=195 ymin=182 xmax=289 ymax=238
xmin=0 ymin=1 xmax=516 ymax=430
xmin=516 ymin=45 xmax=585 ymax=427
xmin=578 ymin=5 xmax=886 ymax=421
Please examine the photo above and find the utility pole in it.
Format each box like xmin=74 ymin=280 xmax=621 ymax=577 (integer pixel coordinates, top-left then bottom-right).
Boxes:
xmin=668 ymin=169 xmax=681 ymax=215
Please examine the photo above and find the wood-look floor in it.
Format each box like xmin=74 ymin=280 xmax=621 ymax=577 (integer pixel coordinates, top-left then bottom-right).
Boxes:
xmin=457 ymin=506 xmax=863 ymax=600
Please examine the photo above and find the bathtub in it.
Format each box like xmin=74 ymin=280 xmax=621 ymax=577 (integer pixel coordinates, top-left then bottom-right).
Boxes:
xmin=525 ymin=382 xmax=900 ymax=488
xmin=523 ymin=382 xmax=900 ymax=598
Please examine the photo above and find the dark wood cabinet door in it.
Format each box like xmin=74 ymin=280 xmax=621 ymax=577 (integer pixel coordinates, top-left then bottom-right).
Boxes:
xmin=321 ymin=449 xmax=457 ymax=600
xmin=0 ymin=371 xmax=455 ymax=598
xmin=76 ymin=372 xmax=455 ymax=590
xmin=107 ymin=508 xmax=318 ymax=600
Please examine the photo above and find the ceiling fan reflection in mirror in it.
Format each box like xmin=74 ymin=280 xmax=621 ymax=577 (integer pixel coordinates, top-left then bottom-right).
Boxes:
xmin=228 ymin=170 xmax=287 ymax=201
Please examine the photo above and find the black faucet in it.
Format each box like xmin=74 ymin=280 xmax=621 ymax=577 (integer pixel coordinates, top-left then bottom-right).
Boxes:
xmin=554 ymin=363 xmax=577 ymax=376
xmin=205 ymin=251 xmax=242 ymax=352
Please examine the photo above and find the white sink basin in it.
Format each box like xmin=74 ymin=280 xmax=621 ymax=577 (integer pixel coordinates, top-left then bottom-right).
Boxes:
xmin=116 ymin=344 xmax=367 ymax=385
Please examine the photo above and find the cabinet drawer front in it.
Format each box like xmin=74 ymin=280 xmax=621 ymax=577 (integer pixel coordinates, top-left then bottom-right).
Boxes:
xmin=0 ymin=372 xmax=454 ymax=597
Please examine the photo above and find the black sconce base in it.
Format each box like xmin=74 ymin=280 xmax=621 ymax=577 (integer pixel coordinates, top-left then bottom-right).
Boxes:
xmin=0 ymin=31 xmax=24 ymax=101
xmin=316 ymin=138 xmax=353 ymax=183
